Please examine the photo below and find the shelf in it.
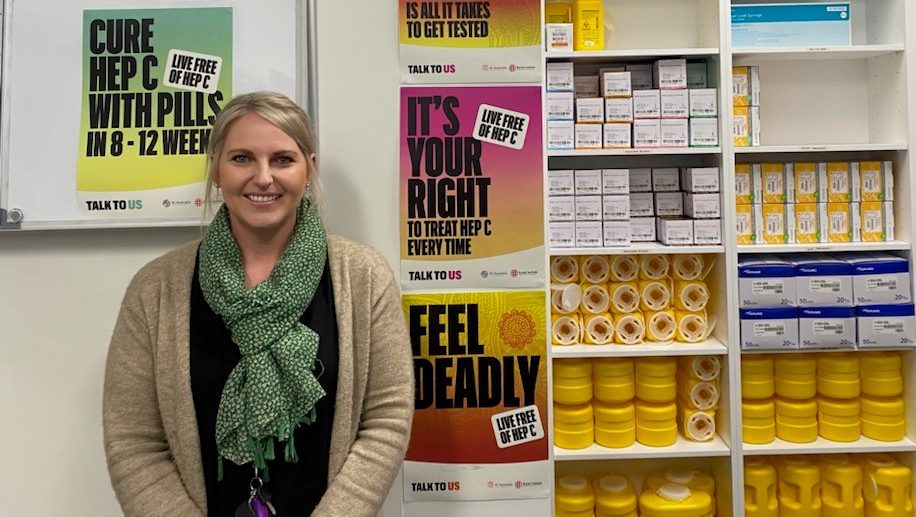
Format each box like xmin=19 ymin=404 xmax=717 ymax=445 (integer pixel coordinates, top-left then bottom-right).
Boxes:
xmin=738 ymin=241 xmax=911 ymax=254
xmin=743 ymin=436 xmax=916 ymax=456
xmin=735 ymin=143 xmax=907 ymax=154
xmin=550 ymin=244 xmax=724 ymax=255
xmin=553 ymin=338 xmax=727 ymax=359
xmin=555 ymin=434 xmax=730 ymax=461
xmin=741 ymin=346 xmax=916 ymax=355
xmin=549 ymin=147 xmax=721 ymax=157
xmin=546 ymin=48 xmax=719 ymax=62
xmin=732 ymin=44 xmax=905 ymax=61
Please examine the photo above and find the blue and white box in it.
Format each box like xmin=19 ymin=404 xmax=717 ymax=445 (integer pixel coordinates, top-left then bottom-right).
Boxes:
xmin=731 ymin=3 xmax=852 ymax=48
xmin=790 ymin=256 xmax=853 ymax=307
xmin=739 ymin=258 xmax=797 ymax=307
xmin=741 ymin=307 xmax=799 ymax=350
xmin=857 ymin=305 xmax=916 ymax=348
xmin=844 ymin=253 xmax=912 ymax=305
xmin=798 ymin=307 xmax=856 ymax=349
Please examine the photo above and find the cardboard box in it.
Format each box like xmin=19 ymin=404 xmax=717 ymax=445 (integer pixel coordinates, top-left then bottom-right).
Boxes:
xmin=603 ymin=123 xmax=632 ymax=149
xmin=633 ymin=90 xmax=661 ymax=119
xmin=733 ymin=66 xmax=761 ymax=106
xmin=762 ymin=162 xmax=794 ymax=203
xmin=601 ymin=71 xmax=633 ymax=98
xmin=626 ymin=64 xmax=654 ymax=90
xmin=547 ymin=120 xmax=574 ymax=150
xmin=855 ymin=161 xmax=894 ymax=202
xmin=690 ymin=117 xmax=719 ymax=147
xmin=845 ymin=253 xmax=912 ymax=305
xmin=740 ymin=307 xmax=799 ymax=350
xmin=629 ymin=168 xmax=653 ymax=192
xmin=661 ymin=89 xmax=689 ymax=119
xmin=689 ymin=88 xmax=718 ymax=118
xmin=655 ymin=192 xmax=684 ymax=217
xmin=654 ymin=59 xmax=688 ymax=90
xmin=860 ymin=201 xmax=894 ymax=242
xmin=762 ymin=203 xmax=796 ymax=244
xmin=549 ymin=221 xmax=575 ymax=248
xmin=827 ymin=161 xmax=857 ymax=202
xmin=660 ymin=119 xmax=689 ymax=147
xmin=656 ymin=217 xmax=693 ymax=245
xmin=798 ymin=307 xmax=856 ymax=349
xmin=575 ymin=123 xmax=602 ymax=149
xmin=547 ymin=169 xmax=575 ymax=197
xmin=794 ymin=203 xmax=827 ymax=244
xmin=548 ymin=195 xmax=576 ymax=222
xmin=793 ymin=162 xmax=826 ymax=203
xmin=574 ymin=169 xmax=602 ymax=196
xmin=576 ymin=97 xmax=605 ymax=124
xmin=735 ymin=163 xmax=760 ymax=204
xmin=681 ymin=167 xmax=720 ymax=193
xmin=693 ymin=219 xmax=722 ymax=245
xmin=731 ymin=3 xmax=852 ymax=48
xmin=733 ymin=106 xmax=760 ymax=147
xmin=738 ymin=258 xmax=797 ymax=307
xmin=684 ymin=192 xmax=721 ymax=219
xmin=735 ymin=204 xmax=761 ymax=244
xmin=545 ymin=23 xmax=573 ymax=51
xmin=547 ymin=92 xmax=575 ymax=121
xmin=602 ymin=169 xmax=630 ymax=195
xmin=602 ymin=221 xmax=631 ymax=246
xmin=629 ymin=192 xmax=655 ymax=217
xmin=630 ymin=217 xmax=656 ymax=242
xmin=792 ymin=257 xmax=853 ymax=307
xmin=575 ymin=221 xmax=603 ymax=247
xmin=547 ymin=62 xmax=575 ymax=92
xmin=602 ymin=195 xmax=630 ymax=221
xmin=633 ymin=119 xmax=661 ymax=148
xmin=857 ymin=304 xmax=916 ymax=348
xmin=687 ymin=62 xmax=708 ymax=89
xmin=574 ymin=75 xmax=600 ymax=98
xmin=576 ymin=195 xmax=603 ymax=221
xmin=605 ymin=97 xmax=634 ymax=123
xmin=651 ymin=167 xmax=680 ymax=192
xmin=826 ymin=202 xmax=860 ymax=243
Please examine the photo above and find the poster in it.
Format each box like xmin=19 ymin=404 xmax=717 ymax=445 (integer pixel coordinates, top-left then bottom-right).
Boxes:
xmin=76 ymin=8 xmax=232 ymax=218
xmin=398 ymin=0 xmax=541 ymax=84
xmin=399 ymin=85 xmax=544 ymax=289
xmin=403 ymin=290 xmax=549 ymax=502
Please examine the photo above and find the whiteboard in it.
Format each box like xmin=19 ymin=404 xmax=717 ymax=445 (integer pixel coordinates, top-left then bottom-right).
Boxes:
xmin=0 ymin=0 xmax=311 ymax=230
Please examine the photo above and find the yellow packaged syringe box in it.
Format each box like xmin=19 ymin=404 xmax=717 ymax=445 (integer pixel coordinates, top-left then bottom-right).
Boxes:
xmin=860 ymin=201 xmax=895 ymax=242
xmin=761 ymin=162 xmax=794 ymax=203
xmin=761 ymin=203 xmax=796 ymax=244
xmin=792 ymin=162 xmax=827 ymax=203
xmin=794 ymin=202 xmax=827 ymax=244
xmin=736 ymin=203 xmax=761 ymax=244
xmin=854 ymin=161 xmax=894 ymax=202
xmin=826 ymin=202 xmax=861 ymax=243
xmin=735 ymin=163 xmax=761 ymax=204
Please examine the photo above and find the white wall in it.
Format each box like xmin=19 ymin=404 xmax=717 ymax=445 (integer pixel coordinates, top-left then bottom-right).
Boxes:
xmin=0 ymin=1 xmax=401 ymax=514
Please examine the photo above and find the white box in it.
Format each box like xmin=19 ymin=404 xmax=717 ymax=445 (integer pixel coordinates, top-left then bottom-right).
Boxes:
xmin=547 ymin=169 xmax=575 ymax=196
xmin=655 ymin=192 xmax=684 ymax=217
xmin=602 ymin=195 xmax=630 ymax=221
xmin=605 ymin=97 xmax=634 ymax=123
xmin=690 ymin=118 xmax=719 ymax=147
xmin=602 ymin=169 xmax=630 ymax=195
xmin=630 ymin=217 xmax=657 ymax=242
xmin=651 ymin=167 xmax=680 ymax=192
xmin=547 ymin=62 xmax=574 ymax=92
xmin=574 ymin=169 xmax=602 ymax=196
xmin=684 ymin=192 xmax=721 ymax=219
xmin=601 ymin=71 xmax=632 ymax=98
xmin=740 ymin=308 xmax=799 ymax=350
xmin=575 ymin=221 xmax=603 ymax=247
xmin=687 ymin=62 xmax=708 ymax=89
xmin=857 ymin=305 xmax=916 ymax=348
xmin=575 ymin=123 xmax=602 ymax=149
xmin=574 ymin=75 xmax=600 ymax=98
xmin=629 ymin=168 xmax=653 ymax=192
xmin=693 ymin=219 xmax=722 ymax=245
xmin=660 ymin=89 xmax=689 ymax=119
xmin=629 ymin=192 xmax=655 ymax=217
xmin=681 ymin=167 xmax=720 ymax=193
xmin=657 ymin=217 xmax=693 ymax=245
xmin=549 ymin=221 xmax=576 ymax=248
xmin=548 ymin=195 xmax=576 ymax=222
xmin=547 ymin=120 xmax=574 ymax=150
xmin=603 ymin=221 xmax=631 ymax=246
xmin=603 ymin=123 xmax=632 ymax=149
xmin=633 ymin=90 xmax=661 ymax=119
xmin=660 ymin=119 xmax=689 ymax=147
xmin=798 ymin=307 xmax=857 ymax=349
xmin=791 ymin=257 xmax=854 ymax=307
xmin=633 ymin=120 xmax=661 ymax=148
xmin=576 ymin=195 xmax=603 ymax=221
xmin=545 ymin=23 xmax=573 ymax=51
xmin=626 ymin=64 xmax=653 ymax=90
xmin=738 ymin=258 xmax=797 ymax=307
xmin=845 ymin=254 xmax=912 ymax=305
xmin=689 ymin=88 xmax=718 ymax=118
xmin=654 ymin=59 xmax=688 ymax=90
xmin=547 ymin=92 xmax=575 ymax=121
xmin=576 ymin=97 xmax=605 ymax=123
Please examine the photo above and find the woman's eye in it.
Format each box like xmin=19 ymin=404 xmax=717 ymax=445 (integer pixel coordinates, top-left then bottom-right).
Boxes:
xmin=230 ymin=155 xmax=250 ymax=164
xmin=275 ymin=156 xmax=294 ymax=165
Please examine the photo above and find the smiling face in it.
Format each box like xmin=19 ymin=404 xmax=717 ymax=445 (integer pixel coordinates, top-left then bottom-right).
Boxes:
xmin=214 ymin=112 xmax=312 ymax=243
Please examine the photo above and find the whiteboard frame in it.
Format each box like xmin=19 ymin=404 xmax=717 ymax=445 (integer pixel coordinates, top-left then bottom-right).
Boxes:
xmin=0 ymin=0 xmax=317 ymax=231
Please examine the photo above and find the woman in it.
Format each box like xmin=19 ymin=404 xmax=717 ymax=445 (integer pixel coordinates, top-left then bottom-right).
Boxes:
xmin=103 ymin=91 xmax=414 ymax=516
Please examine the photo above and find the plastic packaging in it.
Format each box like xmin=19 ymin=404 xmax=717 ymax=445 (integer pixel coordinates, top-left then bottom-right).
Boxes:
xmin=635 ymin=357 xmax=677 ymax=403
xmin=552 ymin=255 xmax=580 ymax=283
xmin=553 ymin=314 xmax=582 ymax=345
xmin=610 ymin=255 xmax=640 ymax=282
xmin=639 ymin=255 xmax=670 ymax=280
xmin=609 ymin=282 xmax=641 ymax=314
xmin=675 ymin=310 xmax=709 ymax=343
xmin=554 ymin=402 xmax=595 ymax=449
xmin=818 ymin=455 xmax=864 ymax=517
xmin=639 ymin=280 xmax=672 ymax=312
xmin=742 ymin=398 xmax=776 ymax=444
xmin=639 ymin=483 xmax=713 ymax=517
xmin=581 ymin=255 xmax=612 ymax=284
xmin=678 ymin=406 xmax=716 ymax=441
xmin=646 ymin=310 xmax=677 ymax=342
xmin=744 ymin=458 xmax=778 ymax=517
xmin=583 ymin=283 xmax=613 ymax=314
xmin=593 ymin=357 xmax=635 ymax=403
xmin=775 ymin=355 xmax=817 ymax=400
xmin=860 ymin=353 xmax=904 ymax=397
xmin=635 ymin=400 xmax=677 ymax=447
xmin=554 ymin=359 xmax=593 ymax=405
xmin=584 ymin=313 xmax=615 ymax=345
xmin=679 ymin=355 xmax=722 ymax=382
xmin=644 ymin=469 xmax=715 ymax=498
xmin=817 ymin=396 xmax=861 ymax=442
xmin=594 ymin=400 xmax=636 ymax=448
xmin=673 ymin=280 xmax=710 ymax=312
xmin=862 ymin=455 xmax=914 ymax=516
xmin=742 ymin=355 xmax=775 ymax=400
xmin=615 ymin=311 xmax=646 ymax=345
xmin=594 ymin=474 xmax=638 ymax=517
xmin=572 ymin=0 xmax=605 ymax=51
xmin=556 ymin=474 xmax=597 ymax=517
xmin=775 ymin=397 xmax=818 ymax=443
xmin=776 ymin=456 xmax=822 ymax=517
xmin=860 ymin=395 xmax=906 ymax=442
xmin=816 ymin=354 xmax=860 ymax=399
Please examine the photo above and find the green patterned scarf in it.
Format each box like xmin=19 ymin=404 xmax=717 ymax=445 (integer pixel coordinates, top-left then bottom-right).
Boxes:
xmin=198 ymin=199 xmax=327 ymax=479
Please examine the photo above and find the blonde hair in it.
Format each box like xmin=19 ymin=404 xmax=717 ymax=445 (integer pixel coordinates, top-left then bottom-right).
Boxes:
xmin=204 ymin=91 xmax=320 ymax=209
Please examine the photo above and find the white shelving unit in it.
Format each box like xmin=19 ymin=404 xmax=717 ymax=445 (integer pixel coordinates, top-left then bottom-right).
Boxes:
xmin=541 ymin=1 xmax=916 ymax=516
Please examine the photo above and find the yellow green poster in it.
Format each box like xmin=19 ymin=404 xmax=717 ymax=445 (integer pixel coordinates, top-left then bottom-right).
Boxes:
xmin=76 ymin=8 xmax=232 ymax=219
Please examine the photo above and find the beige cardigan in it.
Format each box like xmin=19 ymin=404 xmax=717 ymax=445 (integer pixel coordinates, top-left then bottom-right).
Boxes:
xmin=103 ymin=235 xmax=414 ymax=516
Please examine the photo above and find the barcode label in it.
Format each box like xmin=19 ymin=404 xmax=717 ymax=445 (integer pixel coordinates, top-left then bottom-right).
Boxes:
xmin=736 ymin=212 xmax=751 ymax=234
xmin=874 ymin=320 xmax=905 ymax=334
xmin=765 ymin=174 xmax=782 ymax=195
xmin=830 ymin=172 xmax=848 ymax=193
xmin=766 ymin=213 xmax=784 ymax=234
xmin=863 ymin=171 xmax=881 ymax=194
xmin=810 ymin=279 xmax=841 ymax=293
xmin=753 ymin=322 xmax=785 ymax=337
xmin=734 ymin=117 xmax=748 ymax=136
xmin=752 ymin=280 xmax=784 ymax=295
xmin=797 ymin=172 xmax=816 ymax=194
xmin=797 ymin=212 xmax=815 ymax=234
xmin=830 ymin=212 xmax=848 ymax=233
xmin=735 ymin=174 xmax=749 ymax=195
xmin=814 ymin=321 xmax=846 ymax=335
xmin=866 ymin=278 xmax=898 ymax=292
xmin=734 ymin=75 xmax=748 ymax=96
xmin=864 ymin=210 xmax=883 ymax=232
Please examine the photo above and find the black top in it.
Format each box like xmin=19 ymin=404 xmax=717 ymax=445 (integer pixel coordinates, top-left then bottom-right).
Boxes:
xmin=190 ymin=254 xmax=339 ymax=516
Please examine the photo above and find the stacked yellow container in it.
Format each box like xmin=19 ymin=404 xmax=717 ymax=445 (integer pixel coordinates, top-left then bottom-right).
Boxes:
xmin=860 ymin=353 xmax=906 ymax=442
xmin=635 ymin=356 xmax=677 ymax=447
xmin=676 ymin=355 xmax=721 ymax=442
xmin=554 ymin=359 xmax=595 ymax=450
xmin=742 ymin=355 xmax=776 ymax=444
xmin=816 ymin=354 xmax=861 ymax=442
xmin=774 ymin=355 xmax=818 ymax=443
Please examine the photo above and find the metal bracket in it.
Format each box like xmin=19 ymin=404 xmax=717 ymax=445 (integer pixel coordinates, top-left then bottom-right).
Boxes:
xmin=0 ymin=208 xmax=22 ymax=229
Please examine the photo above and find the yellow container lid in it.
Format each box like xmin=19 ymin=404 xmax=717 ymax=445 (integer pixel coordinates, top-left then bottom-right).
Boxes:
xmin=817 ymin=354 xmax=860 ymax=373
xmin=745 ymin=457 xmax=777 ymax=479
xmin=556 ymin=475 xmax=596 ymax=512
xmin=554 ymin=426 xmax=595 ymax=450
xmin=594 ymin=357 xmax=634 ymax=376
xmin=817 ymin=396 xmax=860 ymax=417
xmin=860 ymin=395 xmax=905 ymax=416
xmin=555 ymin=358 xmax=594 ymax=378
xmin=860 ymin=352 xmax=902 ymax=372
xmin=636 ymin=356 xmax=677 ymax=376
xmin=639 ymin=484 xmax=713 ymax=517
xmin=635 ymin=400 xmax=677 ymax=420
xmin=644 ymin=469 xmax=715 ymax=495
xmin=595 ymin=400 xmax=636 ymax=422
xmin=555 ymin=402 xmax=595 ymax=424
xmin=775 ymin=397 xmax=817 ymax=417
xmin=593 ymin=475 xmax=638 ymax=515
xmin=742 ymin=355 xmax=775 ymax=374
xmin=743 ymin=399 xmax=776 ymax=418
xmin=774 ymin=355 xmax=816 ymax=374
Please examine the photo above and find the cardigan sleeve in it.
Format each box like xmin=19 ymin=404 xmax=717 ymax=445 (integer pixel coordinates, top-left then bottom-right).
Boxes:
xmin=312 ymin=262 xmax=415 ymax=517
xmin=103 ymin=273 xmax=205 ymax=517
